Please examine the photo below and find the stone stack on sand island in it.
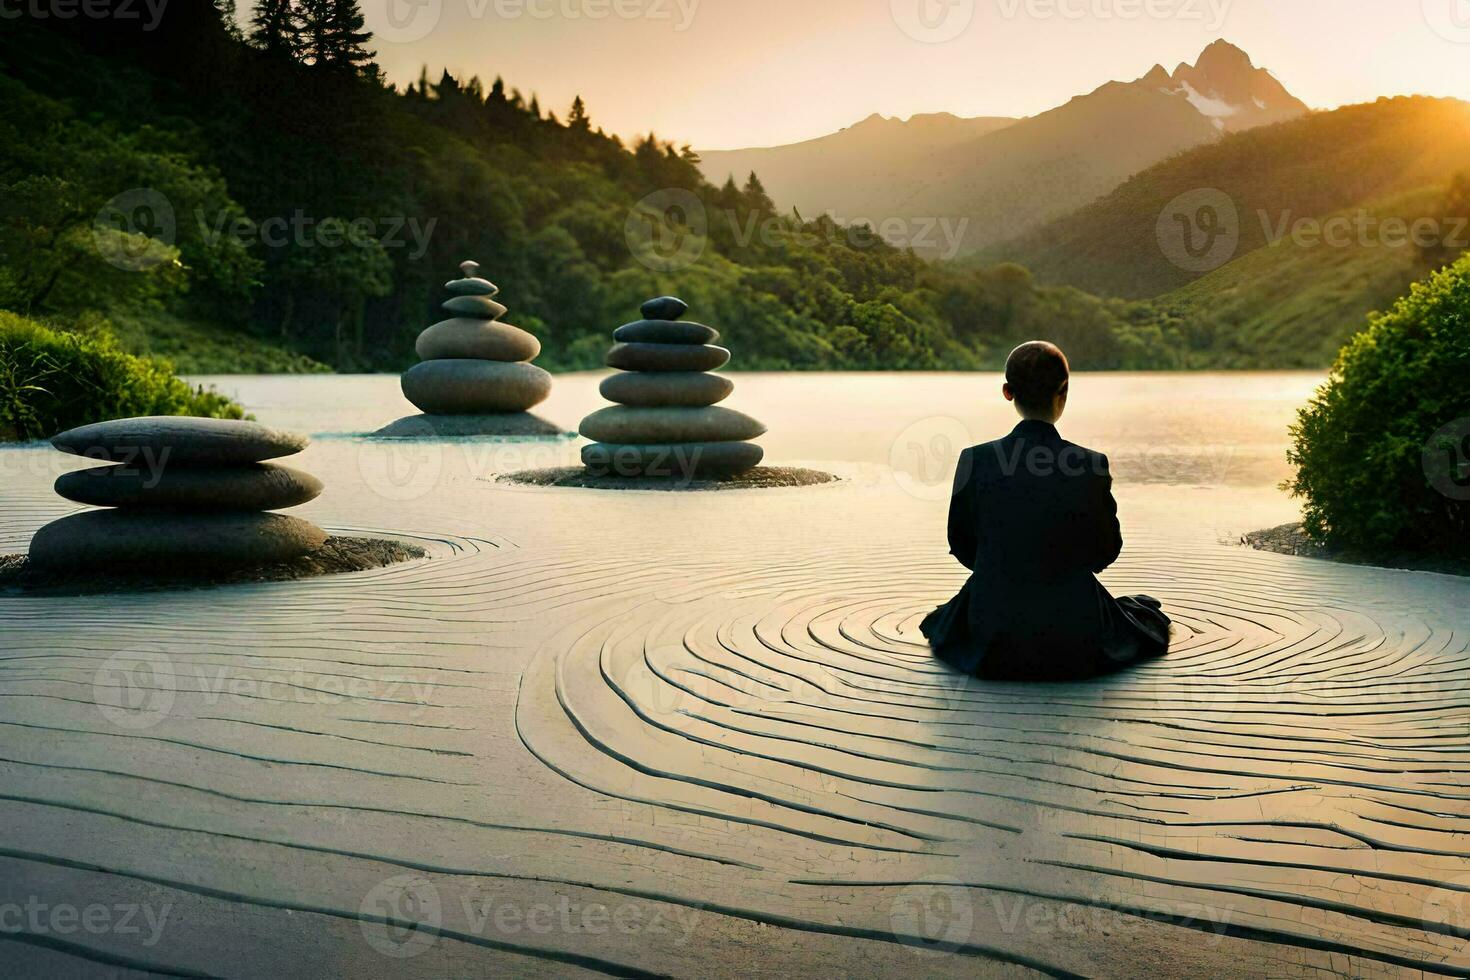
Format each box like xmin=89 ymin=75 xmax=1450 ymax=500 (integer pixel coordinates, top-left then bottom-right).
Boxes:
xmin=382 ymin=260 xmax=557 ymax=437
xmin=30 ymin=417 xmax=328 ymax=569
xmin=581 ymin=297 xmax=766 ymax=478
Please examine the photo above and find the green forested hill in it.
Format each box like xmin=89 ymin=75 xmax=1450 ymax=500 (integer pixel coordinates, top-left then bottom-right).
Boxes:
xmin=6 ymin=4 xmax=1110 ymax=374
xmin=989 ymin=97 xmax=1470 ymax=300
xmin=1151 ymin=188 xmax=1445 ymax=367
xmin=1 ymin=6 xmax=1459 ymax=375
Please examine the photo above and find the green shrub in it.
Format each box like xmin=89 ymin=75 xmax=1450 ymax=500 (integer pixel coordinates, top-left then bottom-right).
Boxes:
xmin=0 ymin=311 xmax=245 ymax=442
xmin=1287 ymin=255 xmax=1470 ymax=555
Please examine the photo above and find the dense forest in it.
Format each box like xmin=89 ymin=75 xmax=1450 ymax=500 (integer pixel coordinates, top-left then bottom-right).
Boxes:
xmin=0 ymin=1 xmax=1206 ymax=374
xmin=1 ymin=3 xmax=1457 ymax=376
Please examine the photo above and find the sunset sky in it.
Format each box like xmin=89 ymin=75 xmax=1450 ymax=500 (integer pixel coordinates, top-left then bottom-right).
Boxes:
xmin=254 ymin=0 xmax=1470 ymax=149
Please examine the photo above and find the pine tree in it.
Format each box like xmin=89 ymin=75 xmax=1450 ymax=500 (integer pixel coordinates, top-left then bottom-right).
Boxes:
xmin=214 ymin=0 xmax=243 ymax=40
xmin=296 ymin=0 xmax=375 ymax=74
xmin=743 ymin=172 xmax=774 ymax=213
xmin=528 ymin=95 xmax=541 ymax=119
xmin=567 ymin=96 xmax=590 ymax=132
xmin=435 ymin=69 xmax=458 ymax=100
xmin=717 ymin=176 xmax=741 ymax=211
xmin=323 ymin=0 xmax=375 ymax=73
xmin=296 ymin=0 xmax=328 ymax=65
xmin=250 ymin=0 xmax=301 ymax=58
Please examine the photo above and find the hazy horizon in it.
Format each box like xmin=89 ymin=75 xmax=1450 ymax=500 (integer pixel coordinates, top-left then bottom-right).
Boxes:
xmin=238 ymin=0 xmax=1470 ymax=149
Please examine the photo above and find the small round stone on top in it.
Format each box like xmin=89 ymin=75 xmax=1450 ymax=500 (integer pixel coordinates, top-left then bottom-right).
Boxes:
xmin=445 ymin=260 xmax=500 ymax=297
xmin=641 ymin=296 xmax=689 ymax=321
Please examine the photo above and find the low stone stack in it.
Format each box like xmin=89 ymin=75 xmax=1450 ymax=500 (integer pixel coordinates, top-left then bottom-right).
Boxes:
xmin=30 ymin=417 xmax=328 ymax=569
xmin=581 ymin=297 xmax=765 ymax=479
xmin=400 ymin=261 xmax=552 ymax=418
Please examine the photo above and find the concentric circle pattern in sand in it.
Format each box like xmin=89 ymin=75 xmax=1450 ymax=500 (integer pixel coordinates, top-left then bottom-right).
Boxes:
xmin=514 ymin=542 xmax=1470 ymax=976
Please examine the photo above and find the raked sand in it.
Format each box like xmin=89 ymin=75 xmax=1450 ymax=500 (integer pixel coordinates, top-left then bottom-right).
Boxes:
xmin=2 ymin=372 xmax=1469 ymax=977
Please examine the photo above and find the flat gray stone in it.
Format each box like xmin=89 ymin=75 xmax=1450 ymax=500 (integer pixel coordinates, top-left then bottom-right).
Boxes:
xmin=416 ymin=319 xmax=540 ymax=362
xmin=373 ymin=414 xmax=567 ymax=439
xmin=579 ymin=406 xmax=766 ymax=444
xmin=641 ymin=296 xmax=689 ymax=321
xmin=402 ymin=360 xmax=552 ymax=414
xmin=581 ymin=441 xmax=764 ymax=478
xmin=442 ymin=295 xmax=508 ymax=319
xmin=29 ymin=511 xmax=328 ymax=569
xmin=612 ymin=320 xmax=719 ymax=345
xmin=445 ymin=277 xmax=500 ymax=297
xmin=599 ymin=371 xmax=733 ymax=408
xmin=51 ymin=417 xmax=308 ymax=466
xmin=606 ymin=343 xmax=730 ymax=373
xmin=55 ymin=463 xmax=322 ymax=511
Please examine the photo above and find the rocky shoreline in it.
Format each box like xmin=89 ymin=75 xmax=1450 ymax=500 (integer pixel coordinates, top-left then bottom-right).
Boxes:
xmin=1242 ymin=522 xmax=1469 ymax=577
xmin=498 ymin=466 xmax=838 ymax=492
xmin=0 ymin=536 xmax=426 ymax=595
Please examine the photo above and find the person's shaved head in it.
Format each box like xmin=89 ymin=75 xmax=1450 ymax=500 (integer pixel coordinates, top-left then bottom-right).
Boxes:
xmin=1004 ymin=342 xmax=1070 ymax=417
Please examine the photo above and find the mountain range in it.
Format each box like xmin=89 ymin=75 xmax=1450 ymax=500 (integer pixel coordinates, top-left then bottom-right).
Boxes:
xmin=699 ymin=40 xmax=1309 ymax=255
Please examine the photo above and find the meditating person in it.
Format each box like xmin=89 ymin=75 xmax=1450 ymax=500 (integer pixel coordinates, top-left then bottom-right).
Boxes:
xmin=921 ymin=341 xmax=1170 ymax=680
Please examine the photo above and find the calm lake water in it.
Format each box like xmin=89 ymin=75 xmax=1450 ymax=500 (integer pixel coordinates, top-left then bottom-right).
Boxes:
xmin=194 ymin=370 xmax=1326 ymax=491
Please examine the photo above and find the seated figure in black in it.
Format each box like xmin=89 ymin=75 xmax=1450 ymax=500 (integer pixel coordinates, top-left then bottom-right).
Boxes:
xmin=921 ymin=341 xmax=1170 ymax=680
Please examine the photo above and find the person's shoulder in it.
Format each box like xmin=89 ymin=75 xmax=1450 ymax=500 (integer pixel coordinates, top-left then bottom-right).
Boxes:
xmin=1062 ymin=438 xmax=1111 ymax=478
xmin=965 ymin=439 xmax=1007 ymax=469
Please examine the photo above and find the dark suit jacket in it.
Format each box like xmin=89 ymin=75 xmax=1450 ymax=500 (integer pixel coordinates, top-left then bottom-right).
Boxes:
xmin=921 ymin=419 xmax=1167 ymax=679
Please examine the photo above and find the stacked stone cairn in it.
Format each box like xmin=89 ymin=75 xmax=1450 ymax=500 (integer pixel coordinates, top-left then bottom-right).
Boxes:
xmin=581 ymin=297 xmax=766 ymax=479
xmin=399 ymin=261 xmax=553 ymax=421
xmin=30 ymin=417 xmax=327 ymax=570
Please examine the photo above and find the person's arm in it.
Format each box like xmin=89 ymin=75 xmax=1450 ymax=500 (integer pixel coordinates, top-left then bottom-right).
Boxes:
xmin=947 ymin=448 xmax=978 ymax=570
xmin=1090 ymin=453 xmax=1123 ymax=573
